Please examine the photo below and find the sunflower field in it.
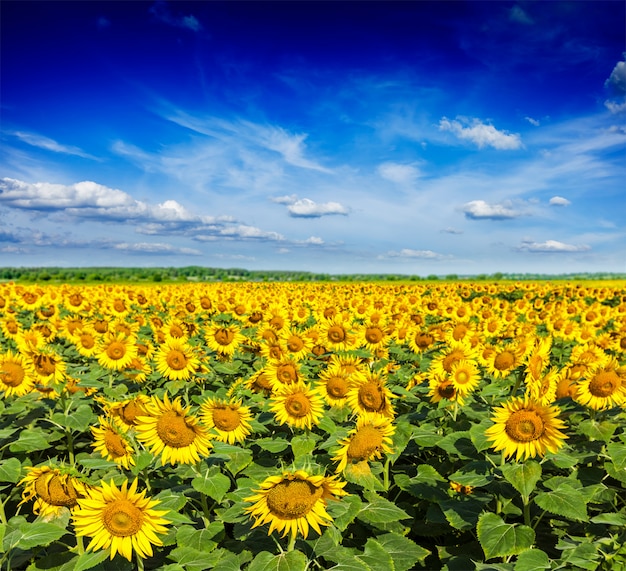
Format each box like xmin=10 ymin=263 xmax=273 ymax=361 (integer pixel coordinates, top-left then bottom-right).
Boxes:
xmin=0 ymin=280 xmax=625 ymax=571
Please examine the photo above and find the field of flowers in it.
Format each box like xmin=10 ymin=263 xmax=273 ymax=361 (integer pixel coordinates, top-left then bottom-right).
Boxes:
xmin=0 ymin=279 xmax=625 ymax=571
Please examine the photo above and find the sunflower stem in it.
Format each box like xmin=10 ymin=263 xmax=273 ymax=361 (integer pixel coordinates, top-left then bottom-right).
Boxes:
xmin=200 ymin=491 xmax=211 ymax=524
xmin=383 ymin=457 xmax=391 ymax=492
xmin=510 ymin=371 xmax=522 ymax=397
xmin=522 ymin=495 xmax=532 ymax=528
xmin=0 ymin=497 xmax=7 ymax=525
xmin=75 ymin=534 xmax=84 ymax=555
xmin=136 ymin=553 xmax=145 ymax=571
xmin=287 ymin=532 xmax=297 ymax=552
xmin=67 ymin=429 xmax=75 ymax=466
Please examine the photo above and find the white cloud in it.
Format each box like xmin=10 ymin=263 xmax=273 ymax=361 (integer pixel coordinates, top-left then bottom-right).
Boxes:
xmin=509 ymin=5 xmax=533 ymax=25
xmin=270 ymin=194 xmax=298 ymax=205
xmin=604 ymin=99 xmax=626 ymax=114
xmin=549 ymin=196 xmax=571 ymax=206
xmin=518 ymin=239 xmax=591 ymax=253
xmin=377 ymin=162 xmax=421 ymax=184
xmin=441 ymin=227 xmax=464 ymax=234
xmin=462 ymin=200 xmax=524 ymax=220
xmin=605 ymin=58 xmax=626 ymax=94
xmin=525 ymin=116 xmax=540 ymax=127
xmin=287 ymin=198 xmax=349 ymax=218
xmin=439 ymin=117 xmax=523 ymax=150
xmin=7 ymin=131 xmax=98 ymax=159
xmin=381 ymin=248 xmax=445 ymax=260
xmin=149 ymin=1 xmax=202 ymax=32
xmin=113 ymin=242 xmax=202 ymax=255
xmin=301 ymin=236 xmax=324 ymax=245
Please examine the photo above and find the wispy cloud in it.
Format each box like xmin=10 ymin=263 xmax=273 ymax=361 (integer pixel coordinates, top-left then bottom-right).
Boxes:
xmin=509 ymin=5 xmax=534 ymax=25
xmin=377 ymin=162 xmax=421 ymax=184
xmin=462 ymin=200 xmax=525 ymax=220
xmin=525 ymin=116 xmax=540 ymax=127
xmin=517 ymin=239 xmax=591 ymax=253
xmin=549 ymin=196 xmax=571 ymax=206
xmin=113 ymin=242 xmax=202 ymax=255
xmin=6 ymin=131 xmax=98 ymax=160
xmin=149 ymin=1 xmax=202 ymax=32
xmin=380 ymin=248 xmax=447 ymax=260
xmin=439 ymin=117 xmax=523 ymax=150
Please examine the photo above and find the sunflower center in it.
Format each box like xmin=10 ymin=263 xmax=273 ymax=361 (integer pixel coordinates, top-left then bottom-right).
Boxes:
xmin=442 ymin=351 xmax=463 ymax=373
xmin=269 ymin=316 xmax=285 ymax=330
xmin=494 ymin=351 xmax=515 ymax=371
xmin=277 ymin=364 xmax=298 ymax=384
xmin=358 ymin=382 xmax=384 ymax=411
xmin=327 ymin=376 xmax=349 ymax=398
xmin=103 ymin=499 xmax=144 ymax=537
xmin=212 ymin=407 xmax=241 ymax=431
xmin=166 ymin=350 xmax=188 ymax=371
xmin=121 ymin=401 xmax=142 ymax=425
xmin=588 ymin=371 xmax=621 ymax=398
xmin=287 ymin=336 xmax=305 ymax=352
xmin=104 ymin=429 xmax=129 ymax=458
xmin=266 ymin=479 xmax=324 ymax=519
xmin=1 ymin=362 xmax=25 ymax=386
xmin=347 ymin=426 xmax=384 ymax=460
xmin=437 ymin=381 xmax=456 ymax=399
xmin=34 ymin=474 xmax=78 ymax=506
xmin=214 ymin=328 xmax=235 ymax=346
xmin=452 ymin=324 xmax=468 ymax=341
xmin=7 ymin=321 xmax=19 ymax=334
xmin=106 ymin=342 xmax=127 ymax=361
xmin=156 ymin=411 xmax=197 ymax=448
xmin=365 ymin=327 xmax=384 ymax=345
xmin=454 ymin=369 xmax=470 ymax=385
xmin=285 ymin=393 xmax=312 ymax=418
xmin=169 ymin=324 xmax=185 ymax=338
xmin=505 ymin=410 xmax=545 ymax=442
xmin=34 ymin=355 xmax=56 ymax=376
xmin=327 ymin=325 xmax=346 ymax=343
xmin=113 ymin=300 xmax=126 ymax=313
xmin=80 ymin=334 xmax=95 ymax=349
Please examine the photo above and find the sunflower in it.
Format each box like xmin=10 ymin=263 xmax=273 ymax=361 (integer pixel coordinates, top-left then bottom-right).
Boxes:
xmin=72 ymin=326 xmax=101 ymax=359
xmin=356 ymin=320 xmax=391 ymax=354
xmin=448 ymin=359 xmax=482 ymax=398
xmin=96 ymin=332 xmax=138 ymax=371
xmin=19 ymin=465 xmax=89 ymax=519
xmin=331 ymin=414 xmax=395 ymax=473
xmin=106 ymin=395 xmax=151 ymax=432
xmin=278 ymin=327 xmax=314 ymax=361
xmin=91 ymin=417 xmax=136 ymax=469
xmin=245 ymin=369 xmax=274 ymax=394
xmin=14 ymin=328 xmax=46 ymax=354
xmin=524 ymin=336 xmax=553 ymax=385
xmin=263 ymin=357 xmax=303 ymax=391
xmin=269 ymin=382 xmax=325 ymax=430
xmin=205 ymin=323 xmax=245 ymax=357
xmin=575 ymin=358 xmax=626 ymax=410
xmin=345 ymin=369 xmax=395 ymax=419
xmin=525 ymin=368 xmax=560 ymax=405
xmin=482 ymin=341 xmax=527 ymax=379
xmin=485 ymin=397 xmax=567 ymax=461
xmin=427 ymin=374 xmax=464 ymax=406
xmin=72 ymin=478 xmax=170 ymax=561
xmin=29 ymin=348 xmax=66 ymax=385
xmin=430 ymin=341 xmax=477 ymax=378
xmin=199 ymin=397 xmax=253 ymax=444
xmin=316 ymin=363 xmax=354 ymax=408
xmin=319 ymin=317 xmax=354 ymax=353
xmin=135 ymin=393 xmax=212 ymax=465
xmin=154 ymin=337 xmax=199 ymax=381
xmin=0 ymin=350 xmax=36 ymax=397
xmin=1 ymin=316 xmax=22 ymax=341
xmin=244 ymin=470 xmax=347 ymax=541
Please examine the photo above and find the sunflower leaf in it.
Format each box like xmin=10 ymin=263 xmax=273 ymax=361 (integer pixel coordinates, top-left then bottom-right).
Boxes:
xmin=73 ymin=549 xmax=111 ymax=571
xmin=191 ymin=466 xmax=231 ymax=502
xmin=534 ymin=485 xmax=589 ymax=522
xmin=376 ymin=532 xmax=430 ymax=571
xmin=248 ymin=550 xmax=308 ymax=571
xmin=359 ymin=538 xmax=394 ymax=570
xmin=16 ymin=521 xmax=67 ymax=549
xmin=9 ymin=428 xmax=50 ymax=452
xmin=0 ymin=457 xmax=22 ymax=483
xmin=501 ymin=461 xmax=542 ymax=499
xmin=514 ymin=548 xmax=550 ymax=571
xmin=327 ymin=494 xmax=363 ymax=531
xmin=357 ymin=492 xmax=410 ymax=525
xmin=477 ymin=512 xmax=535 ymax=560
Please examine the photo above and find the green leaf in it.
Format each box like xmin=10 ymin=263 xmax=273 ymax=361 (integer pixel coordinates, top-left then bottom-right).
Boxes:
xmin=412 ymin=423 xmax=442 ymax=447
xmin=590 ymin=513 xmax=626 ymax=526
xmin=327 ymin=556 xmax=370 ymax=571
xmin=578 ymin=419 xmax=618 ymax=442
xmin=254 ymin=437 xmax=289 ymax=453
xmin=558 ymin=542 xmax=601 ymax=571
xmin=291 ymin=433 xmax=318 ymax=460
xmin=514 ymin=549 xmax=550 ymax=571
xmin=377 ymin=532 xmax=430 ymax=571
xmin=327 ymin=494 xmax=363 ymax=531
xmin=501 ymin=461 xmax=542 ymax=499
xmin=607 ymin=441 xmax=626 ymax=470
xmin=191 ymin=466 xmax=231 ymax=502
xmin=52 ymin=404 xmax=96 ymax=432
xmin=10 ymin=428 xmax=50 ymax=452
xmin=248 ymin=550 xmax=308 ymax=571
xmin=169 ymin=546 xmax=214 ymax=571
xmin=387 ymin=420 xmax=413 ymax=463
xmin=0 ymin=457 xmax=22 ymax=483
xmin=534 ymin=485 xmax=588 ymax=522
xmin=175 ymin=522 xmax=224 ymax=553
xmin=449 ymin=461 xmax=494 ymax=488
xmin=440 ymin=497 xmax=490 ymax=531
xmin=74 ymin=549 xmax=111 ymax=571
xmin=436 ymin=431 xmax=476 ymax=459
xmin=360 ymin=538 xmax=394 ymax=570
xmin=469 ymin=419 xmax=495 ymax=452
xmin=16 ymin=521 xmax=67 ymax=549
xmin=476 ymin=512 xmax=535 ymax=560
xmin=357 ymin=492 xmax=410 ymax=526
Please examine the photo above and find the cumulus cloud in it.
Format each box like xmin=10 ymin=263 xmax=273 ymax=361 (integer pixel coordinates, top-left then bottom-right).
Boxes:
xmin=285 ymin=198 xmax=349 ymax=218
xmin=377 ymin=162 xmax=421 ymax=184
xmin=270 ymin=194 xmax=299 ymax=205
xmin=439 ymin=117 xmax=523 ymax=150
xmin=462 ymin=200 xmax=524 ymax=220
xmin=7 ymin=131 xmax=98 ymax=159
xmin=193 ymin=224 xmax=284 ymax=242
xmin=381 ymin=248 xmax=445 ymax=260
xmin=549 ymin=196 xmax=571 ymax=206
xmin=517 ymin=239 xmax=590 ymax=253
xmin=605 ymin=99 xmax=626 ymax=114
xmin=149 ymin=1 xmax=202 ymax=31
xmin=605 ymin=58 xmax=626 ymax=94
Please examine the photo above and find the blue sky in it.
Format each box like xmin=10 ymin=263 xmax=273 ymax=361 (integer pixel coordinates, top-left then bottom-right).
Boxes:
xmin=1 ymin=1 xmax=625 ymax=275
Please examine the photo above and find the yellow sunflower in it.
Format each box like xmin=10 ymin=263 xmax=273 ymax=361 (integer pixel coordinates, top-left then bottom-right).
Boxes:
xmin=263 ymin=357 xmax=303 ymax=391
xmin=0 ymin=350 xmax=36 ymax=397
xmin=96 ymin=332 xmax=138 ymax=371
xmin=430 ymin=341 xmax=477 ymax=378
xmin=134 ymin=393 xmax=212 ymax=465
xmin=199 ymin=397 xmax=253 ymax=444
xmin=331 ymin=414 xmax=395 ymax=473
xmin=575 ymin=358 xmax=626 ymax=410
xmin=91 ymin=417 xmax=136 ymax=469
xmin=269 ymin=382 xmax=325 ymax=430
xmin=483 ymin=341 xmax=527 ymax=379
xmin=19 ymin=465 xmax=89 ymax=519
xmin=244 ymin=470 xmax=347 ymax=541
xmin=154 ymin=337 xmax=199 ymax=381
xmin=448 ymin=359 xmax=482 ymax=398
xmin=485 ymin=397 xmax=567 ymax=461
xmin=427 ymin=374 xmax=465 ymax=406
xmin=106 ymin=395 xmax=151 ymax=432
xmin=316 ymin=363 xmax=354 ymax=408
xmin=278 ymin=327 xmax=314 ymax=361
xmin=29 ymin=349 xmax=66 ymax=385
xmin=346 ymin=369 xmax=395 ymax=419
xmin=72 ymin=326 xmax=101 ymax=359
xmin=72 ymin=478 xmax=171 ymax=561
xmin=319 ymin=317 xmax=354 ymax=353
xmin=205 ymin=323 xmax=245 ymax=357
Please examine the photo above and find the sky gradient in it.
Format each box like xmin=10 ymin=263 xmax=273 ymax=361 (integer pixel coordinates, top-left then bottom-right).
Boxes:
xmin=1 ymin=1 xmax=625 ymax=275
